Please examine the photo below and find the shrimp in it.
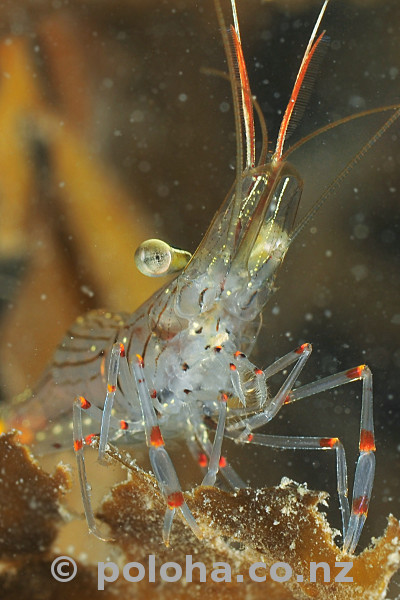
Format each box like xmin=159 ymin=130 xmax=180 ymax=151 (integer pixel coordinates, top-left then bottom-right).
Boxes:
xmin=1 ymin=0 xmax=399 ymax=553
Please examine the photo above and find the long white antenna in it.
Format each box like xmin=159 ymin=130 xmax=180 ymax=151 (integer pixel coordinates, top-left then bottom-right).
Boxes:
xmin=303 ymin=0 xmax=330 ymax=63
xmin=230 ymin=0 xmax=241 ymax=42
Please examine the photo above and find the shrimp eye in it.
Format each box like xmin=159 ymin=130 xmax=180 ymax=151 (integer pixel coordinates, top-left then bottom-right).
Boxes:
xmin=134 ymin=239 xmax=192 ymax=277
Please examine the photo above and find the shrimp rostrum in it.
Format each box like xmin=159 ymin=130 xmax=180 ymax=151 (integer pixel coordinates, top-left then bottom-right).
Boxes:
xmin=3 ymin=0 xmax=400 ymax=553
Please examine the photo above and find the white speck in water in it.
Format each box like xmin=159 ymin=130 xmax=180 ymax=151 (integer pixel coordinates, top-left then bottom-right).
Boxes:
xmin=304 ymin=312 xmax=313 ymax=321
xmin=349 ymin=95 xmax=366 ymax=109
xmin=114 ymin=129 xmax=122 ymax=137
xmin=139 ymin=161 xmax=151 ymax=173
xmin=40 ymin=294 xmax=47 ymax=301
xmin=391 ymin=314 xmax=400 ymax=325
xmin=178 ymin=93 xmax=188 ymax=102
xmin=80 ymin=285 xmax=95 ymax=298
xmin=353 ymin=223 xmax=369 ymax=239
xmin=219 ymin=101 xmax=230 ymax=113
xmin=272 ymin=305 xmax=280 ymax=316
xmin=78 ymin=553 xmax=89 ymax=563
xmin=102 ymin=77 xmax=114 ymax=89
xmin=350 ymin=264 xmax=368 ymax=281
xmin=157 ymin=184 xmax=169 ymax=198
xmin=325 ymin=249 xmax=332 ymax=258
xmin=58 ymin=181 xmax=65 ymax=188
xmin=324 ymin=309 xmax=332 ymax=318
xmin=130 ymin=110 xmax=144 ymax=123
xmin=310 ymin=226 xmax=317 ymax=234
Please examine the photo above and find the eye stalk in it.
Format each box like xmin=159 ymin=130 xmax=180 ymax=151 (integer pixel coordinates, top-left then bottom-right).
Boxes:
xmin=134 ymin=239 xmax=192 ymax=277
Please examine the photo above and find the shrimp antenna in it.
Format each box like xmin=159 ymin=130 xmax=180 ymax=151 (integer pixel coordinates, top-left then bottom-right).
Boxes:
xmin=213 ymin=0 xmax=257 ymax=255
xmin=213 ymin=0 xmax=244 ymax=251
xmin=228 ymin=0 xmax=256 ymax=168
xmin=229 ymin=26 xmax=256 ymax=169
xmin=274 ymin=0 xmax=330 ymax=162
xmin=200 ymin=66 xmax=269 ymax=165
xmin=230 ymin=0 xmax=241 ymax=43
xmin=282 ymin=103 xmax=400 ymax=162
xmin=290 ymin=106 xmax=400 ymax=242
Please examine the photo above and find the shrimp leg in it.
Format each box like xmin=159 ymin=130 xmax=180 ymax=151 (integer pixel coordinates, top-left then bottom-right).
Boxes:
xmin=73 ymin=342 xmax=142 ymax=540
xmin=132 ymin=355 xmax=201 ymax=546
xmin=201 ymin=393 xmax=228 ymax=486
xmin=229 ymin=362 xmax=374 ymax=553
xmin=73 ymin=395 xmax=114 ymax=541
xmin=185 ymin=406 xmax=246 ymax=490
xmin=228 ymin=342 xmax=313 ymax=436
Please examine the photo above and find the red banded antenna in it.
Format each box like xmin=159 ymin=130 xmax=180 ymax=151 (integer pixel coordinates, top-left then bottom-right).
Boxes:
xmin=230 ymin=26 xmax=256 ymax=168
xmin=274 ymin=0 xmax=330 ymax=162
xmin=226 ymin=0 xmax=256 ymax=169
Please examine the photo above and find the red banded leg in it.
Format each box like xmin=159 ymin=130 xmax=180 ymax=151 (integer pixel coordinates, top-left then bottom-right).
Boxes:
xmin=73 ymin=342 xmax=141 ymax=540
xmin=72 ymin=341 xmax=123 ymax=541
xmin=230 ymin=343 xmax=313 ymax=437
xmin=227 ymin=429 xmax=350 ymax=546
xmin=186 ymin=406 xmax=246 ymax=490
xmin=230 ymin=363 xmax=375 ymax=554
xmin=195 ymin=343 xmax=312 ymax=487
xmin=132 ymin=354 xmax=201 ymax=546
xmin=98 ymin=342 xmax=124 ymax=461
xmin=202 ymin=393 xmax=228 ymax=486
xmin=73 ymin=395 xmax=113 ymax=541
xmin=287 ymin=364 xmax=375 ymax=554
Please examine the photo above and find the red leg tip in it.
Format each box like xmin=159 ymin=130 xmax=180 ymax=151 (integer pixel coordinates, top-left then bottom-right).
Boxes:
xmin=79 ymin=396 xmax=91 ymax=410
xmin=167 ymin=491 xmax=184 ymax=508
xmin=352 ymin=495 xmax=369 ymax=515
xmin=74 ymin=439 xmax=83 ymax=452
xmin=345 ymin=365 xmax=365 ymax=380
xmin=295 ymin=343 xmax=308 ymax=354
xmin=150 ymin=425 xmax=164 ymax=447
xmin=319 ymin=437 xmax=339 ymax=448
xmin=136 ymin=354 xmax=144 ymax=368
xmin=198 ymin=453 xmax=207 ymax=467
xmin=360 ymin=429 xmax=376 ymax=452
